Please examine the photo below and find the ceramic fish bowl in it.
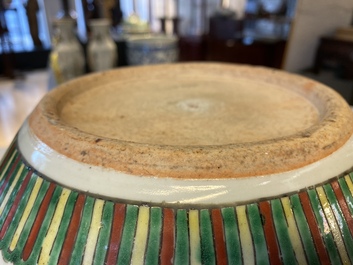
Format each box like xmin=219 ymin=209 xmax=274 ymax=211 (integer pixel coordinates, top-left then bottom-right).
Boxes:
xmin=1 ymin=63 xmax=353 ymax=265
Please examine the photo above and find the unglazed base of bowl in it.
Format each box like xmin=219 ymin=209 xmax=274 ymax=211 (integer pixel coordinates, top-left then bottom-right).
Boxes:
xmin=29 ymin=63 xmax=353 ymax=179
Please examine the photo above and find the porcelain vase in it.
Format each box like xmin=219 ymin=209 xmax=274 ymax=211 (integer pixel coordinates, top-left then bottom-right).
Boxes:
xmin=87 ymin=19 xmax=117 ymax=72
xmin=49 ymin=18 xmax=85 ymax=85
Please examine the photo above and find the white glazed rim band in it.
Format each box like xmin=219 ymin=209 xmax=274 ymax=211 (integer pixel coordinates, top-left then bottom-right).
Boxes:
xmin=18 ymin=120 xmax=353 ymax=205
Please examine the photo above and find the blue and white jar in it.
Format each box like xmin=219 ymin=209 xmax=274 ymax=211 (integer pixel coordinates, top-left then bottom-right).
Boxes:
xmin=127 ymin=35 xmax=178 ymax=65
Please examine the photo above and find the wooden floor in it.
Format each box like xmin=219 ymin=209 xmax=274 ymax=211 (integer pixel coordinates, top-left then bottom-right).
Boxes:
xmin=0 ymin=70 xmax=49 ymax=159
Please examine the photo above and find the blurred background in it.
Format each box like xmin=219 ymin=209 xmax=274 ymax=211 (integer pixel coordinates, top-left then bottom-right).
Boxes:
xmin=0 ymin=0 xmax=353 ymax=157
xmin=0 ymin=0 xmax=351 ymax=73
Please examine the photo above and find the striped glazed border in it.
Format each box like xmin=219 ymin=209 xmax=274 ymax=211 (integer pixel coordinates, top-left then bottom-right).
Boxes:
xmin=1 ymin=143 xmax=353 ymax=264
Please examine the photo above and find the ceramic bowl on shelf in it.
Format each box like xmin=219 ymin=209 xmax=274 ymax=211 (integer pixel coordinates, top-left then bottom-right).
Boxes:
xmin=1 ymin=63 xmax=353 ymax=265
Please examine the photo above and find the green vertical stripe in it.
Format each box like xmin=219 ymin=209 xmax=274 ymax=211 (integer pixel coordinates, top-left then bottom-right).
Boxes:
xmin=69 ymin=196 xmax=95 ymax=265
xmin=0 ymin=151 xmax=18 ymax=184
xmin=290 ymin=194 xmax=320 ymax=265
xmin=93 ymin=201 xmax=114 ymax=265
xmin=247 ymin=203 xmax=269 ymax=265
xmin=20 ymin=186 xmax=62 ymax=265
xmin=174 ymin=209 xmax=189 ymax=265
xmin=48 ymin=191 xmax=78 ymax=265
xmin=222 ymin=207 xmax=241 ymax=264
xmin=0 ymin=160 xmax=22 ymax=205
xmin=271 ymin=199 xmax=296 ymax=265
xmin=324 ymin=183 xmax=353 ymax=263
xmin=9 ymin=178 xmax=49 ymax=263
xmin=307 ymin=189 xmax=341 ymax=264
xmin=0 ymin=143 xmax=15 ymax=173
xmin=0 ymin=166 xmax=27 ymax=228
xmin=0 ymin=175 xmax=37 ymax=253
xmin=338 ymin=178 xmax=353 ymax=216
xmin=117 ymin=204 xmax=139 ymax=265
xmin=200 ymin=209 xmax=215 ymax=265
xmin=0 ymin=142 xmax=14 ymax=168
xmin=145 ymin=207 xmax=162 ymax=265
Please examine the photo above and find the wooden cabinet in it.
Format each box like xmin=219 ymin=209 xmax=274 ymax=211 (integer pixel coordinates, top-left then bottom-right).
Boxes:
xmin=314 ymin=37 xmax=353 ymax=79
xmin=206 ymin=37 xmax=286 ymax=69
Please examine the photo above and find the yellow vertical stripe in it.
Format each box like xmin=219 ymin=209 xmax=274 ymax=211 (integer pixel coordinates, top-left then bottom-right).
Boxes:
xmin=281 ymin=197 xmax=307 ymax=265
xmin=0 ymin=164 xmax=24 ymax=215
xmin=344 ymin=175 xmax=353 ymax=196
xmin=316 ymin=186 xmax=350 ymax=264
xmin=38 ymin=188 xmax=71 ymax=264
xmin=0 ymin=150 xmax=17 ymax=181
xmin=82 ymin=199 xmax=105 ymax=265
xmin=189 ymin=210 xmax=201 ymax=265
xmin=10 ymin=177 xmax=43 ymax=251
xmin=236 ymin=205 xmax=254 ymax=265
xmin=131 ymin=206 xmax=150 ymax=265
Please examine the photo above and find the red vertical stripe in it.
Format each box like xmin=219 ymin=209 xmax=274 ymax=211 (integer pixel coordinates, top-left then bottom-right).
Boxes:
xmin=22 ymin=183 xmax=56 ymax=261
xmin=105 ymin=203 xmax=126 ymax=265
xmin=57 ymin=193 xmax=86 ymax=265
xmin=0 ymin=171 xmax=32 ymax=239
xmin=299 ymin=191 xmax=330 ymax=265
xmin=259 ymin=201 xmax=282 ymax=265
xmin=0 ymin=156 xmax=21 ymax=195
xmin=160 ymin=208 xmax=175 ymax=265
xmin=331 ymin=181 xmax=353 ymax=236
xmin=211 ymin=209 xmax=228 ymax=265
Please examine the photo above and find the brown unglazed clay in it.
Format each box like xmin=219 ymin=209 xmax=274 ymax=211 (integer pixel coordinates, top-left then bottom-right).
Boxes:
xmin=29 ymin=63 xmax=353 ymax=179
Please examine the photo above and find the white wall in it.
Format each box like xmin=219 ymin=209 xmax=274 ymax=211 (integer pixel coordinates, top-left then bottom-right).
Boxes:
xmin=283 ymin=0 xmax=353 ymax=72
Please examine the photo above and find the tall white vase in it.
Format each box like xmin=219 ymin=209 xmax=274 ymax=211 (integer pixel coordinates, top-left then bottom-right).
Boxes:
xmin=49 ymin=18 xmax=85 ymax=85
xmin=87 ymin=19 xmax=117 ymax=72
